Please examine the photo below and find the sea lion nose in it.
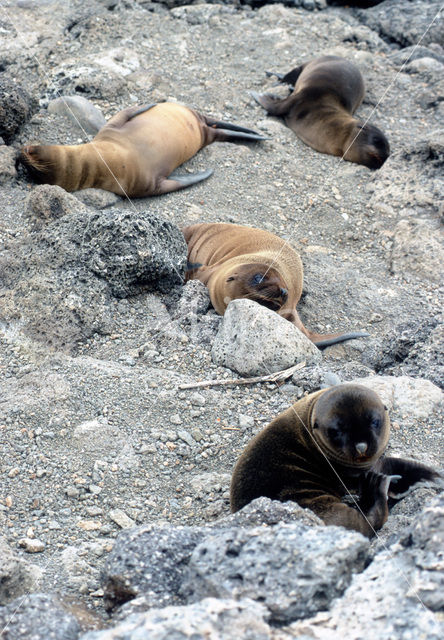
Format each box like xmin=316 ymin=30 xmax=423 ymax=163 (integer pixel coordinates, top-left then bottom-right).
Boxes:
xmin=355 ymin=442 xmax=368 ymax=455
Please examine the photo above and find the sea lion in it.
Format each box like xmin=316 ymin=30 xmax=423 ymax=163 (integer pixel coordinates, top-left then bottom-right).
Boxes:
xmin=19 ymin=102 xmax=267 ymax=197
xmin=183 ymin=222 xmax=368 ymax=349
xmin=230 ymin=384 xmax=441 ymax=537
xmin=251 ymin=55 xmax=390 ymax=169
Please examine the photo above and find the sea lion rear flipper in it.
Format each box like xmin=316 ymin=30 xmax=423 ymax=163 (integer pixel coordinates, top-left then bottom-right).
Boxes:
xmin=265 ymin=70 xmax=284 ymax=81
xmin=375 ymin=457 xmax=442 ymax=500
xmin=156 ymin=169 xmax=213 ymax=195
xmin=203 ymin=117 xmax=268 ymax=142
xmin=249 ymin=91 xmax=290 ymax=117
xmin=313 ymin=331 xmax=370 ymax=350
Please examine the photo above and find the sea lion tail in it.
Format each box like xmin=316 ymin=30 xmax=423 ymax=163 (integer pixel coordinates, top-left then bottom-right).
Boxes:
xmin=311 ymin=331 xmax=370 ymax=350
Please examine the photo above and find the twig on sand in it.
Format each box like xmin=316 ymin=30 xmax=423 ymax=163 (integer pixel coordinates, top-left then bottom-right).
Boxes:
xmin=178 ymin=361 xmax=306 ymax=390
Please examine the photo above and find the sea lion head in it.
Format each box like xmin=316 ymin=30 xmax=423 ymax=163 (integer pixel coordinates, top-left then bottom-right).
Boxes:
xmin=311 ymin=384 xmax=390 ymax=469
xmin=344 ymin=122 xmax=390 ymax=169
xmin=19 ymin=144 xmax=59 ymax=183
xmin=221 ymin=263 xmax=289 ymax=312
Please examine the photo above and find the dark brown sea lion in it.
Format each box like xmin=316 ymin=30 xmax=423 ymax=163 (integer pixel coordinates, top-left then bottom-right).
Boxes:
xmin=19 ymin=102 xmax=266 ymax=197
xmin=251 ymin=55 xmax=390 ymax=169
xmin=230 ymin=384 xmax=441 ymax=537
xmin=183 ymin=222 xmax=368 ymax=349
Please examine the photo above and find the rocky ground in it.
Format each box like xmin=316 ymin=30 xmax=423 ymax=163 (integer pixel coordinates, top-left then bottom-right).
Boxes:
xmin=0 ymin=0 xmax=443 ymax=638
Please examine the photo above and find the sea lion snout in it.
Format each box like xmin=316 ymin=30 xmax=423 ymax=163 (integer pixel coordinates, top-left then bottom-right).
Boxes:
xmin=346 ymin=122 xmax=390 ymax=169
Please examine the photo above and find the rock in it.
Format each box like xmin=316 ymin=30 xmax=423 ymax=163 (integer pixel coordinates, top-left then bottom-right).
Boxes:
xmin=390 ymin=218 xmax=443 ymax=283
xmin=406 ymin=57 xmax=444 ymax=75
xmin=0 ymin=145 xmax=18 ymax=184
xmin=0 ymin=207 xmax=186 ymax=351
xmin=287 ymin=492 xmax=444 ymax=639
xmin=0 ymin=537 xmax=43 ymax=605
xmin=74 ymin=188 xmax=120 ymax=209
xmin=355 ymin=0 xmax=444 ymax=48
xmin=0 ymin=75 xmax=36 ymax=143
xmin=181 ymin=522 xmax=369 ymax=624
xmin=211 ymin=299 xmax=322 ymax=376
xmin=0 ymin=593 xmax=80 ymax=640
xmin=18 ymin=537 xmax=45 ymax=553
xmin=174 ymin=280 xmax=211 ymax=317
xmin=86 ymin=209 xmax=187 ymax=297
xmin=215 ymin=496 xmax=324 ymax=529
xmin=47 ymin=96 xmax=106 ymax=135
xmin=389 ymin=45 xmax=444 ymax=66
xmin=101 ymin=524 xmax=205 ymax=610
xmin=108 ymin=509 xmax=135 ymax=529
xmin=82 ymin=598 xmax=271 ymax=640
xmin=351 ymin=375 xmax=443 ymax=420
xmin=25 ymin=184 xmax=86 ymax=226
xmin=44 ymin=62 xmax=128 ymax=102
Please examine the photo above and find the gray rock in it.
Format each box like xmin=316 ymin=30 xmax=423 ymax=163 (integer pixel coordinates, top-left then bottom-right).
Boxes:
xmin=0 ymin=207 xmax=185 ymax=351
xmin=287 ymin=492 xmax=444 ymax=639
xmin=211 ymin=299 xmax=322 ymax=376
xmin=85 ymin=209 xmax=187 ymax=297
xmin=390 ymin=218 xmax=443 ymax=283
xmin=44 ymin=62 xmax=128 ymax=103
xmin=389 ymin=45 xmax=444 ymax=66
xmin=82 ymin=598 xmax=271 ymax=640
xmin=25 ymin=184 xmax=86 ymax=226
xmin=0 ymin=536 xmax=42 ymax=605
xmin=350 ymin=375 xmax=443 ymax=421
xmin=0 ymin=593 xmax=80 ymax=640
xmin=101 ymin=524 xmax=205 ymax=610
xmin=215 ymin=496 xmax=323 ymax=529
xmin=47 ymin=95 xmax=106 ymax=135
xmin=181 ymin=522 xmax=369 ymax=624
xmin=355 ymin=0 xmax=444 ymax=48
xmin=406 ymin=57 xmax=444 ymax=75
xmin=0 ymin=75 xmax=36 ymax=143
xmin=0 ymin=145 xmax=18 ymax=184
xmin=74 ymin=188 xmax=120 ymax=209
xmin=174 ymin=280 xmax=211 ymax=317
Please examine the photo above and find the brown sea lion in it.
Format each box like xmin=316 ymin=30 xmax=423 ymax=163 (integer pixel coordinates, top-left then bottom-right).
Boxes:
xmin=19 ymin=102 xmax=267 ymax=197
xmin=183 ymin=222 xmax=368 ymax=349
xmin=230 ymin=384 xmax=441 ymax=537
xmin=251 ymin=55 xmax=390 ymax=169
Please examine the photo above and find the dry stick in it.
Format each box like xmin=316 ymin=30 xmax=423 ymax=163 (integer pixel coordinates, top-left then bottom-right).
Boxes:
xmin=178 ymin=361 xmax=306 ymax=390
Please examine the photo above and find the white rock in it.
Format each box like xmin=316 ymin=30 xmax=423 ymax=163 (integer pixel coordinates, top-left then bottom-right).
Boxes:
xmin=211 ymin=299 xmax=321 ymax=376
xmin=350 ymin=375 xmax=443 ymax=420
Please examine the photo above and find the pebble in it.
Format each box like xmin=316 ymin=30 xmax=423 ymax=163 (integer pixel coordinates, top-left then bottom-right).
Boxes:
xmin=238 ymin=414 xmax=255 ymax=429
xmin=18 ymin=537 xmax=45 ymax=553
xmin=109 ymin=509 xmax=135 ymax=529
xmin=177 ymin=430 xmax=195 ymax=447
xmin=170 ymin=414 xmax=183 ymax=425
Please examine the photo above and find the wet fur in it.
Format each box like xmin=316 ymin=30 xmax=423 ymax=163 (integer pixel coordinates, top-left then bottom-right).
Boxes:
xmin=230 ymin=385 xmax=440 ymax=537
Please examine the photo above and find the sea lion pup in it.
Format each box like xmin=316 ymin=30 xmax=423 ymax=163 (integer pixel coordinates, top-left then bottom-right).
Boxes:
xmin=19 ymin=102 xmax=267 ymax=197
xmin=251 ymin=55 xmax=390 ymax=169
xmin=230 ymin=384 xmax=441 ymax=537
xmin=183 ymin=222 xmax=368 ymax=349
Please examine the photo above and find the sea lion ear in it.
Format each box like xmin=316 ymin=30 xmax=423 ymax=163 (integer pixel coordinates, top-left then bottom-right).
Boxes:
xmin=313 ymin=420 xmax=319 ymax=430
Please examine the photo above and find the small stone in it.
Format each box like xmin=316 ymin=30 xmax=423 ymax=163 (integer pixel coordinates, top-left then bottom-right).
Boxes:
xmin=109 ymin=509 xmax=135 ymax=529
xmin=170 ymin=414 xmax=183 ymax=425
xmin=238 ymin=414 xmax=255 ymax=429
xmin=18 ymin=538 xmax=45 ymax=553
xmin=190 ymin=392 xmax=206 ymax=407
xmin=177 ymin=430 xmax=195 ymax=447
xmin=77 ymin=520 xmax=102 ymax=531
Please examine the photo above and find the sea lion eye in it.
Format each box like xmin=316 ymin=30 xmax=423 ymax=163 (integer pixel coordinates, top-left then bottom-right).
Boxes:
xmin=252 ymin=273 xmax=265 ymax=286
xmin=371 ymin=416 xmax=381 ymax=431
xmin=226 ymin=276 xmax=235 ymax=282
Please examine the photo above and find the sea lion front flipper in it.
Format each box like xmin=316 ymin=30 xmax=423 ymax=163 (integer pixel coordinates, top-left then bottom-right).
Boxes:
xmin=156 ymin=169 xmax=214 ymax=195
xmin=375 ymin=457 xmax=442 ymax=500
xmin=105 ymin=103 xmax=157 ymax=128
